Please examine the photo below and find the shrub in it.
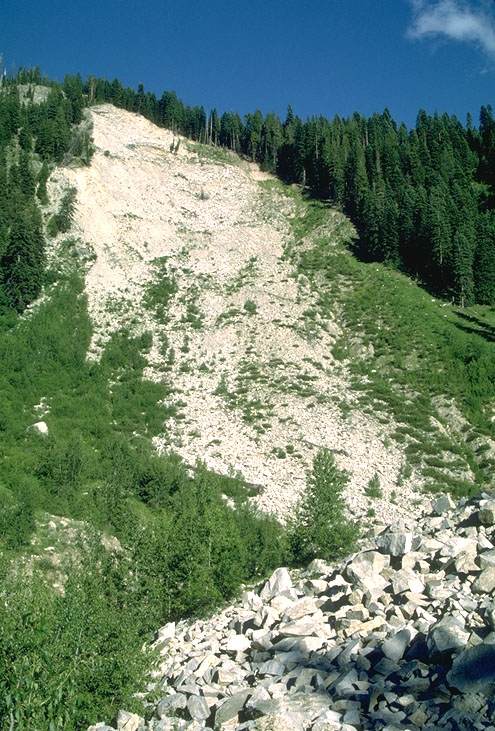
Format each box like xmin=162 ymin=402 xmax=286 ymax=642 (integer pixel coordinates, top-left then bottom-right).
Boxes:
xmin=0 ymin=541 xmax=152 ymax=730
xmin=0 ymin=481 xmax=37 ymax=549
xmin=243 ymin=299 xmax=257 ymax=315
xmin=365 ymin=473 xmax=382 ymax=498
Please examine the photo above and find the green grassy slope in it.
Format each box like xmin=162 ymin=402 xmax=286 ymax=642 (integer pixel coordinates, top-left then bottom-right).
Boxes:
xmin=283 ymin=188 xmax=495 ymax=497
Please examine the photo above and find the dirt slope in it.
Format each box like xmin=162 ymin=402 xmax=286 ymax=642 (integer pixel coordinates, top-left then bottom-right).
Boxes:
xmin=48 ymin=104 xmax=423 ymax=523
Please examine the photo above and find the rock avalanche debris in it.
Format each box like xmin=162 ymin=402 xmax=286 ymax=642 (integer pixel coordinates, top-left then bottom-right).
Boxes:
xmin=51 ymin=103 xmax=427 ymax=525
xmin=90 ymin=490 xmax=495 ymax=730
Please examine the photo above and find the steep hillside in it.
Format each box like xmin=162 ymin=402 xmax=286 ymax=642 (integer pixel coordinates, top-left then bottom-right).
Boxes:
xmin=3 ymin=96 xmax=495 ymax=731
xmin=48 ymin=104 xmax=428 ymax=524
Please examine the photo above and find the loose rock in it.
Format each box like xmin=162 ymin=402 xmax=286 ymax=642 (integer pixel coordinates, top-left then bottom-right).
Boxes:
xmin=89 ymin=491 xmax=495 ymax=731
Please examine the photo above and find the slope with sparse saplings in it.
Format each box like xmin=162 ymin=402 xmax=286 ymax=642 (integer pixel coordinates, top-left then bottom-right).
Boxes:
xmin=50 ymin=103 xmax=455 ymax=525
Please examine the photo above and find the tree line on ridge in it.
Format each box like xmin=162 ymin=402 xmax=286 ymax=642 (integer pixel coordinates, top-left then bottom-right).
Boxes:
xmin=0 ymin=65 xmax=494 ymax=313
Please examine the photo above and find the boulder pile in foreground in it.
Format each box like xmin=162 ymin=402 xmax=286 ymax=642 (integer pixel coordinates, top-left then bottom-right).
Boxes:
xmin=89 ymin=492 xmax=495 ymax=730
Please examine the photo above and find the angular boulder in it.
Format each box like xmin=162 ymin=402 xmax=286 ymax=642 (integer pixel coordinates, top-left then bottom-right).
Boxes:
xmin=375 ymin=532 xmax=413 ymax=557
xmin=214 ymin=689 xmax=252 ymax=726
xmin=187 ymin=694 xmax=210 ymax=722
xmin=382 ymin=628 xmax=412 ymax=663
xmin=116 ymin=711 xmax=144 ymax=730
xmin=478 ymin=500 xmax=495 ymax=526
xmin=432 ymin=493 xmax=456 ymax=515
xmin=28 ymin=420 xmax=49 ymax=436
xmin=427 ymin=615 xmax=470 ymax=658
xmin=261 ymin=568 xmax=293 ymax=601
xmin=471 ymin=567 xmax=495 ymax=594
xmin=447 ymin=644 xmax=495 ymax=694
xmin=156 ymin=693 xmax=188 ymax=718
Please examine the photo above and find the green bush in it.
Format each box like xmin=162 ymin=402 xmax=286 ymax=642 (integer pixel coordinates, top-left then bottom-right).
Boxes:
xmin=243 ymin=299 xmax=257 ymax=315
xmin=46 ymin=214 xmax=59 ymax=238
xmin=365 ymin=473 xmax=382 ymax=499
xmin=0 ymin=482 xmax=37 ymax=549
xmin=0 ymin=540 xmax=152 ymax=730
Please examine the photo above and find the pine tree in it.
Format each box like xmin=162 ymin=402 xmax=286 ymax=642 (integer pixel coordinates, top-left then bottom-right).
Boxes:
xmin=452 ymin=230 xmax=474 ymax=307
xmin=361 ymin=186 xmax=382 ymax=260
xmin=53 ymin=107 xmax=70 ymax=163
xmin=18 ymin=124 xmax=32 ymax=152
xmin=479 ymin=105 xmax=495 ymax=189
xmin=19 ymin=150 xmax=35 ymax=198
xmin=423 ymin=181 xmax=452 ymax=293
xmin=382 ymin=187 xmax=400 ymax=265
xmin=244 ymin=110 xmax=263 ymax=162
xmin=63 ymin=73 xmax=84 ymax=124
xmin=159 ymin=91 xmax=184 ymax=134
xmin=0 ymin=149 xmax=8 ymax=221
xmin=473 ymin=214 xmax=495 ymax=305
xmin=283 ymin=104 xmax=295 ymax=144
xmin=321 ymin=137 xmax=345 ymax=202
xmin=36 ymin=162 xmax=49 ymax=205
xmin=344 ymin=142 xmax=368 ymax=226
xmin=207 ymin=108 xmax=220 ymax=146
xmin=1 ymin=206 xmax=45 ymax=312
xmin=261 ymin=112 xmax=283 ymax=172
xmin=288 ymin=449 xmax=356 ymax=563
xmin=292 ymin=117 xmax=306 ymax=185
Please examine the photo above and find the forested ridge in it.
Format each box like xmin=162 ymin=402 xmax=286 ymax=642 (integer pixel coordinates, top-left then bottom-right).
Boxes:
xmin=1 ymin=66 xmax=494 ymax=314
xmin=0 ymin=68 xmax=91 ymax=312
xmin=83 ymin=73 xmax=495 ymax=308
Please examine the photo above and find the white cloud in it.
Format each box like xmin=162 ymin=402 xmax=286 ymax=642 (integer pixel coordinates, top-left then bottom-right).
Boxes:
xmin=407 ymin=0 xmax=495 ymax=57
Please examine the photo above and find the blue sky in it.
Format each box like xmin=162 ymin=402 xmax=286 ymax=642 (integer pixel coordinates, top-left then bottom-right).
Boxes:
xmin=1 ymin=0 xmax=494 ymax=128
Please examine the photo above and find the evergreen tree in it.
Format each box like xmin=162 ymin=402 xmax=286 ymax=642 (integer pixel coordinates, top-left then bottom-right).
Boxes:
xmin=423 ymin=181 xmax=452 ymax=292
xmin=18 ymin=123 xmax=32 ymax=152
xmin=261 ymin=112 xmax=283 ymax=172
xmin=63 ymin=73 xmax=84 ymax=124
xmin=159 ymin=91 xmax=183 ymax=133
xmin=36 ymin=162 xmax=50 ymax=205
xmin=219 ymin=112 xmax=240 ymax=151
xmin=135 ymin=82 xmax=145 ymax=114
xmin=1 ymin=206 xmax=45 ymax=312
xmin=361 ymin=186 xmax=382 ymax=260
xmin=382 ymin=186 xmax=400 ymax=265
xmin=479 ymin=105 xmax=495 ymax=189
xmin=452 ymin=230 xmax=474 ymax=307
xmin=321 ymin=137 xmax=345 ymax=202
xmin=19 ymin=149 xmax=35 ymax=198
xmin=343 ymin=142 xmax=368 ymax=226
xmin=207 ymin=108 xmax=220 ymax=146
xmin=53 ymin=106 xmax=70 ymax=162
xmin=244 ymin=110 xmax=263 ymax=162
xmin=474 ymin=214 xmax=495 ymax=304
xmin=288 ymin=449 xmax=356 ymax=563
xmin=0 ymin=150 xmax=8 ymax=221
xmin=168 ymin=469 xmax=245 ymax=615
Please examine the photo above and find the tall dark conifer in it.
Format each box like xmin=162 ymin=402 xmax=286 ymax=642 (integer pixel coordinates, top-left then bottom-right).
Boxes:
xmin=452 ymin=230 xmax=474 ymax=306
xmin=1 ymin=206 xmax=45 ymax=312
xmin=473 ymin=215 xmax=495 ymax=305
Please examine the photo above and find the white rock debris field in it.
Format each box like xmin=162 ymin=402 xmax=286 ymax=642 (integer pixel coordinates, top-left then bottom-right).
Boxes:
xmin=89 ymin=491 xmax=495 ymax=730
xmin=48 ymin=103 xmax=424 ymax=524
